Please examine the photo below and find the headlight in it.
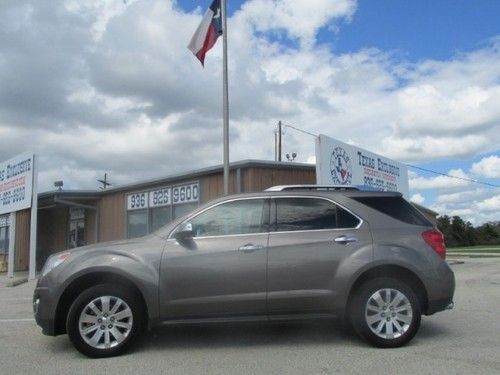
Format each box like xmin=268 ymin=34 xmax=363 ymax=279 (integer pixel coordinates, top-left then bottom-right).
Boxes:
xmin=41 ymin=252 xmax=71 ymax=276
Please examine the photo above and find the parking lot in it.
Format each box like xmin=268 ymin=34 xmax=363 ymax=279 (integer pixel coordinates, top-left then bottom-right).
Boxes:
xmin=0 ymin=258 xmax=499 ymax=375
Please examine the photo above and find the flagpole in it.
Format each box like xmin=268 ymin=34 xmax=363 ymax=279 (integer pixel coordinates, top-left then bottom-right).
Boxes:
xmin=221 ymin=0 xmax=230 ymax=195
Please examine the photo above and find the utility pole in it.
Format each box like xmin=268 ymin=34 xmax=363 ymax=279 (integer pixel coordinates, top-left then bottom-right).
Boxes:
xmin=98 ymin=173 xmax=111 ymax=189
xmin=278 ymin=120 xmax=282 ymax=162
xmin=221 ymin=0 xmax=230 ymax=195
xmin=274 ymin=129 xmax=278 ymax=161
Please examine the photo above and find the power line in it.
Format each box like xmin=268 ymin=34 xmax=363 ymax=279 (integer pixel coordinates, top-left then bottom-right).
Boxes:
xmin=282 ymin=123 xmax=318 ymax=138
xmin=276 ymin=122 xmax=499 ymax=188
xmin=406 ymin=164 xmax=500 ymax=188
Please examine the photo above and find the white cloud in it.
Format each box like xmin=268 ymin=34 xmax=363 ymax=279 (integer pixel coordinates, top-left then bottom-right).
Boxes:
xmin=429 ymin=188 xmax=500 ymax=225
xmin=382 ymin=134 xmax=489 ymax=162
xmin=471 ymin=155 xmax=500 ymax=178
xmin=410 ymin=193 xmax=425 ymax=204
xmin=0 ymin=0 xmax=499 ymax=227
xmin=435 ymin=188 xmax=486 ymax=204
xmin=409 ymin=169 xmax=470 ymax=190
xmin=476 ymin=194 xmax=500 ymax=212
xmin=239 ymin=0 xmax=356 ymax=46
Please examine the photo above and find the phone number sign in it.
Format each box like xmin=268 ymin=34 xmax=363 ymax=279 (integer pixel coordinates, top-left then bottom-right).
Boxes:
xmin=127 ymin=182 xmax=199 ymax=211
xmin=315 ymin=135 xmax=409 ymax=198
xmin=0 ymin=152 xmax=34 ymax=215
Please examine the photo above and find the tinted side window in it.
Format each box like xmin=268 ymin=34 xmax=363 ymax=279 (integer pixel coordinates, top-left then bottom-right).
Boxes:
xmin=276 ymin=198 xmax=337 ymax=231
xmin=189 ymin=199 xmax=265 ymax=237
xmin=337 ymin=207 xmax=361 ymax=228
xmin=353 ymin=196 xmax=431 ymax=226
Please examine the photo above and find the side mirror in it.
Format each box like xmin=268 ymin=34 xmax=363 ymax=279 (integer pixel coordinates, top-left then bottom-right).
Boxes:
xmin=174 ymin=222 xmax=194 ymax=241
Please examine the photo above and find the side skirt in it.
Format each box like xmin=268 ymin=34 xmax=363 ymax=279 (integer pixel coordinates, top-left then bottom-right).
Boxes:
xmin=155 ymin=313 xmax=339 ymax=327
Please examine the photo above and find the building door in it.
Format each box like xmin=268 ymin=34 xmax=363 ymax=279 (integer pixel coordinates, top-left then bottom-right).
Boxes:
xmin=68 ymin=208 xmax=85 ymax=248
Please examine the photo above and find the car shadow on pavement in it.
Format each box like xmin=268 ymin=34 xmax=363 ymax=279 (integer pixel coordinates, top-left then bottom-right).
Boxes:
xmin=417 ymin=319 xmax=451 ymax=339
xmin=45 ymin=320 xmax=448 ymax=357
xmin=132 ymin=320 xmax=363 ymax=353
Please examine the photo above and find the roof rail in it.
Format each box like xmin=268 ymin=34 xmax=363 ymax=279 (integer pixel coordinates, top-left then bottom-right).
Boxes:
xmin=265 ymin=185 xmax=359 ymax=192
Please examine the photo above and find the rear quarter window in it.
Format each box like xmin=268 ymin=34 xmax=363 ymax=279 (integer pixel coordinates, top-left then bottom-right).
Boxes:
xmin=352 ymin=196 xmax=432 ymax=226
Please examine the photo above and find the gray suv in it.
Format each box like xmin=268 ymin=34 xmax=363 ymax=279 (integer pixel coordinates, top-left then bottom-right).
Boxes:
xmin=34 ymin=187 xmax=455 ymax=357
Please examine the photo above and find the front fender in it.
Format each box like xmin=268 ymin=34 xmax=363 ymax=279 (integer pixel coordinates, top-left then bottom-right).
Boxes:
xmin=48 ymin=248 xmax=161 ymax=327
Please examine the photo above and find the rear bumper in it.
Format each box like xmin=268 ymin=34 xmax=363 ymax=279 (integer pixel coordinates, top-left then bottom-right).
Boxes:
xmin=424 ymin=261 xmax=455 ymax=315
xmin=427 ymin=297 xmax=454 ymax=315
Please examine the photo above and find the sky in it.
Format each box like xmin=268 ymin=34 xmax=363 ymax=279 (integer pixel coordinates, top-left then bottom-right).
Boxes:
xmin=0 ymin=0 xmax=499 ymax=225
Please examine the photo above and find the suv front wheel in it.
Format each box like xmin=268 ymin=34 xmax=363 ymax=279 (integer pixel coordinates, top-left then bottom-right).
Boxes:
xmin=351 ymin=277 xmax=421 ymax=348
xmin=66 ymin=283 xmax=143 ymax=357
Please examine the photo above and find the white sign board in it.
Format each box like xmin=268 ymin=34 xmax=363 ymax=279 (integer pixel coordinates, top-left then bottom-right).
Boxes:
xmin=0 ymin=153 xmax=34 ymax=215
xmin=315 ymin=135 xmax=409 ymax=197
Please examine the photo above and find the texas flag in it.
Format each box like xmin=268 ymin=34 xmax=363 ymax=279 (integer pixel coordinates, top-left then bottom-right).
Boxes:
xmin=188 ymin=0 xmax=223 ymax=66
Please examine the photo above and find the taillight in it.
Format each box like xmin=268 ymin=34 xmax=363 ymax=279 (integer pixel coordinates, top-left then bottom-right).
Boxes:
xmin=422 ymin=229 xmax=446 ymax=259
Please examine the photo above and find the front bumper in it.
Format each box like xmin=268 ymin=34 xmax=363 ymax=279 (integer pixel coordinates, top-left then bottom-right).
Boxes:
xmin=33 ymin=284 xmax=57 ymax=336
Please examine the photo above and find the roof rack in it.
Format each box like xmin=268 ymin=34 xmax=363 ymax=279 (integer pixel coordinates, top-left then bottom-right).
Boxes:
xmin=265 ymin=185 xmax=359 ymax=192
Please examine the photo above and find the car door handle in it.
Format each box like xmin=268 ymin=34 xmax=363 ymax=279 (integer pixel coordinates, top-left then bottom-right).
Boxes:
xmin=334 ymin=235 xmax=358 ymax=245
xmin=238 ymin=243 xmax=264 ymax=253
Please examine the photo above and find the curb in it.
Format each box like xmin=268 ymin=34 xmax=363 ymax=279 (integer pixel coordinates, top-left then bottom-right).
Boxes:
xmin=4 ymin=277 xmax=29 ymax=287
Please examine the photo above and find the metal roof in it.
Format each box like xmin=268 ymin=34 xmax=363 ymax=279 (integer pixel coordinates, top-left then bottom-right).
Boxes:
xmin=98 ymin=159 xmax=315 ymax=194
xmin=37 ymin=159 xmax=315 ymax=197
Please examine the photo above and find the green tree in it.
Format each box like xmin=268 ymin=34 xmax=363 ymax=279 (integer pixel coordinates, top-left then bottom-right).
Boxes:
xmin=476 ymin=222 xmax=500 ymax=245
xmin=437 ymin=216 xmax=499 ymax=247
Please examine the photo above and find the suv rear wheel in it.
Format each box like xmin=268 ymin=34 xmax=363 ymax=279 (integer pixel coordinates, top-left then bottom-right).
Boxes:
xmin=66 ymin=283 xmax=143 ymax=357
xmin=351 ymin=277 xmax=421 ymax=347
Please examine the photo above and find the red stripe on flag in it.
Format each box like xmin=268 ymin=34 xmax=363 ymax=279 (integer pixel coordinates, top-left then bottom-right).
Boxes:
xmin=196 ymin=23 xmax=219 ymax=66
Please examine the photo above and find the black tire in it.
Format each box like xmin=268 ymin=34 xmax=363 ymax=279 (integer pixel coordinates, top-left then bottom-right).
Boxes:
xmin=66 ymin=283 xmax=143 ymax=358
xmin=350 ymin=277 xmax=421 ymax=348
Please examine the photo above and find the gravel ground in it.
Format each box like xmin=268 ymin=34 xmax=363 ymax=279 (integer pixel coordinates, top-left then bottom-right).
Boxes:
xmin=0 ymin=258 xmax=499 ymax=375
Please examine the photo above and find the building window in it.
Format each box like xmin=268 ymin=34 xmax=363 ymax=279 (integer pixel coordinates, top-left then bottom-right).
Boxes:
xmin=127 ymin=210 xmax=148 ymax=239
xmin=126 ymin=182 xmax=200 ymax=238
xmin=68 ymin=208 xmax=85 ymax=248
xmin=173 ymin=202 xmax=198 ymax=221
xmin=0 ymin=215 xmax=10 ymax=254
xmin=150 ymin=206 xmax=172 ymax=232
xmin=0 ymin=227 xmax=9 ymax=254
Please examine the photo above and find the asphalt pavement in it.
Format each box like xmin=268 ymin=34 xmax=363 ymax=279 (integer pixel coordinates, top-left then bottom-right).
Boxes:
xmin=0 ymin=258 xmax=499 ymax=375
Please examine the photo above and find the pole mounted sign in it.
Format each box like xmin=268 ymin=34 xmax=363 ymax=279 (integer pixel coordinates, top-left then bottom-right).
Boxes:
xmin=0 ymin=152 xmax=37 ymax=280
xmin=0 ymin=152 xmax=34 ymax=215
xmin=315 ymin=134 xmax=409 ymax=197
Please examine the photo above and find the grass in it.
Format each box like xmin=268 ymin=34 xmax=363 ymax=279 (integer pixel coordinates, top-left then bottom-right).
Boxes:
xmin=447 ymin=254 xmax=500 ymax=258
xmin=447 ymin=245 xmax=500 ymax=252
xmin=447 ymin=245 xmax=500 ymax=257
xmin=447 ymin=249 xmax=500 ymax=254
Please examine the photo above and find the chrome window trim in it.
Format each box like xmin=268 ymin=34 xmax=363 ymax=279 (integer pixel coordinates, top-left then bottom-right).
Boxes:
xmin=168 ymin=195 xmax=364 ymax=240
xmin=167 ymin=231 xmax=270 ymax=241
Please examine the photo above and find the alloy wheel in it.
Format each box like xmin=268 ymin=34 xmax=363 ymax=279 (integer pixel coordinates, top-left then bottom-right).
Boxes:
xmin=78 ymin=296 xmax=133 ymax=349
xmin=364 ymin=288 xmax=413 ymax=340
